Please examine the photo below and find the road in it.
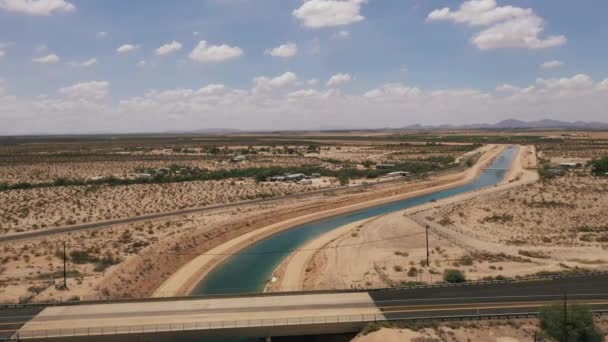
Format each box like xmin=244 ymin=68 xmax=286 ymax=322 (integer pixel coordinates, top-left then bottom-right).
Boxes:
xmin=2 ymin=273 xmax=608 ymax=340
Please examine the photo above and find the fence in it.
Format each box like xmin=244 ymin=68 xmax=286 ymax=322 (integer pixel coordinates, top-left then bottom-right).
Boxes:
xmin=8 ymin=308 xmax=608 ymax=340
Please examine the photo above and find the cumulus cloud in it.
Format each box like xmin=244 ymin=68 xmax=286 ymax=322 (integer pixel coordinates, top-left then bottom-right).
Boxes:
xmin=79 ymin=58 xmax=97 ymax=67
xmin=326 ymin=73 xmax=352 ymax=87
xmin=189 ymin=40 xmax=243 ymax=63
xmin=57 ymin=81 xmax=109 ymax=100
xmin=535 ymin=74 xmax=593 ymax=90
xmin=4 ymin=73 xmax=608 ymax=134
xmin=0 ymin=0 xmax=74 ymax=16
xmin=116 ymin=44 xmax=140 ymax=54
xmin=252 ymin=72 xmax=298 ymax=94
xmin=265 ymin=42 xmax=298 ymax=58
xmin=427 ymin=0 xmax=566 ymax=50
xmin=96 ymin=31 xmax=107 ymax=38
xmin=156 ymin=40 xmax=182 ymax=56
xmin=136 ymin=60 xmax=146 ymax=67
xmin=0 ymin=50 xmax=4 ymax=58
xmin=293 ymin=0 xmax=366 ymax=28
xmin=32 ymin=54 xmax=59 ymax=64
xmin=541 ymin=60 xmax=564 ymax=69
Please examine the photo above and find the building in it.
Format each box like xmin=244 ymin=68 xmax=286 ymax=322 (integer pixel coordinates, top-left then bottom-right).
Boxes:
xmin=285 ymin=173 xmax=306 ymax=181
xmin=559 ymin=162 xmax=582 ymax=169
xmin=384 ymin=171 xmax=411 ymax=178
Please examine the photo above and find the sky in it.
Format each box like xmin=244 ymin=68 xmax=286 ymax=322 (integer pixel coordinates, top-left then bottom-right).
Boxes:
xmin=1 ymin=0 xmax=607 ymax=134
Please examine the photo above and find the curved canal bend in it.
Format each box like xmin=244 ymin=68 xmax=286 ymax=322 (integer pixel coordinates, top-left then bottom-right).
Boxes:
xmin=193 ymin=146 xmax=518 ymax=295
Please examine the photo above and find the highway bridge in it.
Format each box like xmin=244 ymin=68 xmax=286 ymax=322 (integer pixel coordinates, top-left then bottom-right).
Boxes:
xmin=1 ymin=272 xmax=608 ymax=341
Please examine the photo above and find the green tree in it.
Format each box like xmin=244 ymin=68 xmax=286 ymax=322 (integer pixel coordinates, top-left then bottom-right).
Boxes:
xmin=443 ymin=269 xmax=466 ymax=283
xmin=539 ymin=303 xmax=602 ymax=342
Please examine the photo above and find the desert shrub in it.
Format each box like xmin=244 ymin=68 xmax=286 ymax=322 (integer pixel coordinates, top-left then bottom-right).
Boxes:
xmin=69 ymin=250 xmax=97 ymax=264
xmin=539 ymin=304 xmax=602 ymax=342
xmin=518 ymin=250 xmax=550 ymax=259
xmin=588 ymin=157 xmax=608 ymax=175
xmin=443 ymin=269 xmax=466 ymax=283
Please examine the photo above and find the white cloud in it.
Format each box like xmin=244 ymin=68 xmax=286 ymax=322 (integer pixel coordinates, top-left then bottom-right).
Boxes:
xmin=541 ymin=60 xmax=564 ymax=69
xmin=96 ymin=31 xmax=107 ymax=38
xmin=189 ymin=40 xmax=243 ymax=63
xmin=326 ymin=73 xmax=352 ymax=87
xmin=308 ymin=79 xmax=319 ymax=86
xmin=32 ymin=54 xmax=59 ymax=64
xmin=0 ymin=50 xmax=4 ymax=58
xmin=80 ymin=58 xmax=97 ymax=67
xmin=364 ymin=83 xmax=421 ymax=99
xmin=536 ymin=74 xmax=593 ymax=90
xmin=5 ymin=73 xmax=608 ymax=134
xmin=58 ymin=81 xmax=109 ymax=100
xmin=137 ymin=60 xmax=146 ymax=67
xmin=0 ymin=0 xmax=74 ymax=16
xmin=193 ymin=31 xmax=200 ymax=36
xmin=331 ymin=30 xmax=350 ymax=40
xmin=156 ymin=41 xmax=182 ymax=56
xmin=117 ymin=44 xmax=140 ymax=54
xmin=253 ymin=72 xmax=298 ymax=94
xmin=293 ymin=0 xmax=366 ymax=28
xmin=428 ymin=0 xmax=566 ymax=50
xmin=35 ymin=44 xmax=47 ymax=52
xmin=265 ymin=42 xmax=298 ymax=58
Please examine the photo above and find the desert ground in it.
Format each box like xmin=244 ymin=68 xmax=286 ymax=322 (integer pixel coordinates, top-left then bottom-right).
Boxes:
xmin=353 ymin=317 xmax=608 ymax=342
xmin=0 ymin=134 xmax=483 ymax=303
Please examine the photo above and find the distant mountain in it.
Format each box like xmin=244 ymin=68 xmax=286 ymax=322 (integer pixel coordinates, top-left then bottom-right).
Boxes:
xmin=164 ymin=128 xmax=243 ymax=134
xmin=401 ymin=119 xmax=608 ymax=131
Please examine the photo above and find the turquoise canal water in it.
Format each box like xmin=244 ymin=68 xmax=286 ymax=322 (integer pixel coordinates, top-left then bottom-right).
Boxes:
xmin=192 ymin=146 xmax=518 ymax=295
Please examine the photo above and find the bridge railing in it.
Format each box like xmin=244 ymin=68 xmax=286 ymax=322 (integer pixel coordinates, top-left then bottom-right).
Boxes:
xmin=13 ymin=313 xmax=384 ymax=339
xmin=12 ymin=309 xmax=608 ymax=340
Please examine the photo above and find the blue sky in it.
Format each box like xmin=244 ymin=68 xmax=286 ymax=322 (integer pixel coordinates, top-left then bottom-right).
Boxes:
xmin=1 ymin=0 xmax=607 ymax=134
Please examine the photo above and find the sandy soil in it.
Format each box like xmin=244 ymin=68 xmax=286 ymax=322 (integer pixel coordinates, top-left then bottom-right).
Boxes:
xmin=155 ymin=145 xmax=503 ymax=296
xmin=268 ymin=145 xmax=543 ymax=291
xmin=353 ymin=318 xmax=608 ymax=342
xmin=0 ymin=179 xmax=333 ymax=234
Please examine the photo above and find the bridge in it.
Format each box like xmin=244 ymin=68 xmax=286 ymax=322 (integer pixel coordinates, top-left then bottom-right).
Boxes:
xmin=3 ymin=272 xmax=608 ymax=341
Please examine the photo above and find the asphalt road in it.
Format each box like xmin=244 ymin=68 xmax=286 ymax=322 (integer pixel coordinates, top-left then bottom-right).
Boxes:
xmin=0 ymin=307 xmax=43 ymax=340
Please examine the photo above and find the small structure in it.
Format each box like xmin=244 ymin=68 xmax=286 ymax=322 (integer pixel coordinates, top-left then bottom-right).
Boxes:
xmin=376 ymin=163 xmax=396 ymax=170
xmin=133 ymin=173 xmax=152 ymax=179
xmin=269 ymin=175 xmax=286 ymax=182
xmin=232 ymin=155 xmax=248 ymax=162
xmin=285 ymin=173 xmax=306 ymax=182
xmin=298 ymin=179 xmax=312 ymax=185
xmin=559 ymin=162 xmax=582 ymax=169
xmin=311 ymin=173 xmax=321 ymax=178
xmin=384 ymin=171 xmax=411 ymax=178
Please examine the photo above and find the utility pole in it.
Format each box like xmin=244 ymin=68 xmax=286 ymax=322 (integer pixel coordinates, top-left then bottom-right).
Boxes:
xmin=562 ymin=292 xmax=568 ymax=342
xmin=63 ymin=241 xmax=68 ymax=289
xmin=426 ymin=225 xmax=430 ymax=267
